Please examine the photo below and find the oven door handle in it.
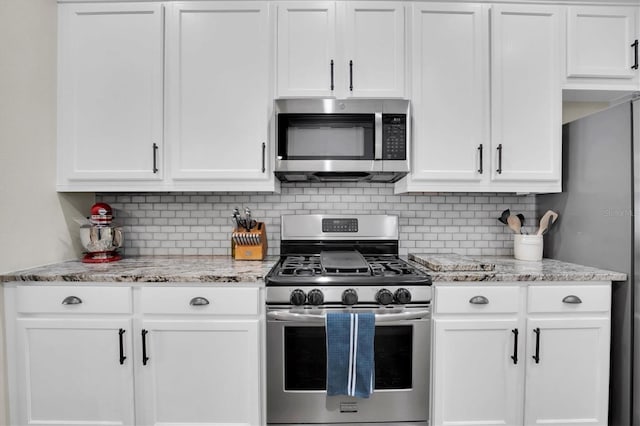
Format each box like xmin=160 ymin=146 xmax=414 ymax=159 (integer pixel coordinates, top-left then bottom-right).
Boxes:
xmin=267 ymin=310 xmax=430 ymax=323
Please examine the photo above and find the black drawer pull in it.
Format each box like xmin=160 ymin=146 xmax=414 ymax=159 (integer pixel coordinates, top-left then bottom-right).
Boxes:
xmin=142 ymin=329 xmax=149 ymax=366
xmin=61 ymin=296 xmax=82 ymax=305
xmin=190 ymin=297 xmax=210 ymax=306
xmin=330 ymin=59 xmax=335 ymax=91
xmin=477 ymin=144 xmax=483 ymax=174
xmin=562 ymin=295 xmax=582 ymax=304
xmin=118 ymin=329 xmax=126 ymax=365
xmin=469 ymin=295 xmax=489 ymax=305
xmin=632 ymin=40 xmax=638 ymax=70
xmin=152 ymin=143 xmax=159 ymax=174
xmin=496 ymin=144 xmax=503 ymax=174
xmin=349 ymin=60 xmax=353 ymax=91
xmin=261 ymin=142 xmax=266 ymax=173
xmin=511 ymin=328 xmax=518 ymax=364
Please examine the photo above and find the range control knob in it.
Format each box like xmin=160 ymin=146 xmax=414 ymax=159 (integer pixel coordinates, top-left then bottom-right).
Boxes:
xmin=290 ymin=289 xmax=307 ymax=306
xmin=307 ymin=289 xmax=324 ymax=306
xmin=376 ymin=289 xmax=394 ymax=306
xmin=342 ymin=289 xmax=358 ymax=306
xmin=394 ymin=288 xmax=412 ymax=305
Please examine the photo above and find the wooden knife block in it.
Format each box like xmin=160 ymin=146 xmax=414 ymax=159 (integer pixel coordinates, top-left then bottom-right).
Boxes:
xmin=232 ymin=222 xmax=268 ymax=260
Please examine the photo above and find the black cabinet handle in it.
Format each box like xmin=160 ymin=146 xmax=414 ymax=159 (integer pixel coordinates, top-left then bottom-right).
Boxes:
xmin=349 ymin=60 xmax=353 ymax=92
xmin=562 ymin=295 xmax=582 ymax=304
xmin=152 ymin=143 xmax=159 ymax=174
xmin=190 ymin=296 xmax=210 ymax=306
xmin=477 ymin=144 xmax=483 ymax=174
xmin=532 ymin=328 xmax=540 ymax=364
xmin=469 ymin=295 xmax=489 ymax=305
xmin=511 ymin=328 xmax=518 ymax=364
xmin=261 ymin=142 xmax=266 ymax=173
xmin=118 ymin=328 xmax=126 ymax=365
xmin=330 ymin=60 xmax=335 ymax=91
xmin=61 ymin=296 xmax=82 ymax=305
xmin=496 ymin=144 xmax=503 ymax=174
xmin=142 ymin=329 xmax=149 ymax=366
xmin=632 ymin=40 xmax=639 ymax=70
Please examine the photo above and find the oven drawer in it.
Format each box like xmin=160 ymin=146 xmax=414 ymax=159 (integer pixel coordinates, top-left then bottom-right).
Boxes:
xmin=16 ymin=285 xmax=132 ymax=314
xmin=435 ymin=286 xmax=520 ymax=314
xmin=527 ymin=284 xmax=610 ymax=314
xmin=140 ymin=287 xmax=260 ymax=316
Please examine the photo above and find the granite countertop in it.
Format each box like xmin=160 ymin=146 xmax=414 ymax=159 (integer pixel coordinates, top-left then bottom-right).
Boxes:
xmin=407 ymin=254 xmax=627 ymax=283
xmin=0 ymin=255 xmax=627 ymax=284
xmin=0 ymin=256 xmax=278 ymax=284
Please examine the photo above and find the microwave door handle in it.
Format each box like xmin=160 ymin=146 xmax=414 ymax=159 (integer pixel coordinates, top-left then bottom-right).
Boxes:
xmin=267 ymin=310 xmax=430 ymax=323
xmin=374 ymin=112 xmax=383 ymax=160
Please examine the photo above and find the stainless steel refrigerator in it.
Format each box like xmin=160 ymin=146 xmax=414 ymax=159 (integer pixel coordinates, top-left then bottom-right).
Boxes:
xmin=537 ymin=99 xmax=638 ymax=426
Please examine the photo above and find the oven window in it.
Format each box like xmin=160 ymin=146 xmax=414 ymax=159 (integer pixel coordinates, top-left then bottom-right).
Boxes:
xmin=284 ymin=325 xmax=413 ymax=391
xmin=277 ymin=114 xmax=375 ymax=160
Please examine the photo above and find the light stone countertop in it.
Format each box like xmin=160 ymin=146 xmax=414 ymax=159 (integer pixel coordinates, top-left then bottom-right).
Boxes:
xmin=0 ymin=255 xmax=627 ymax=284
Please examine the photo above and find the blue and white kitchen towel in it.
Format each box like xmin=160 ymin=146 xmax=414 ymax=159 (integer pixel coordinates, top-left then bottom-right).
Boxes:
xmin=325 ymin=311 xmax=375 ymax=398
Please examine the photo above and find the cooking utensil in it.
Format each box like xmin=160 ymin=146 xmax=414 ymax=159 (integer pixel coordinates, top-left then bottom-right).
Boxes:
xmin=507 ymin=215 xmax=522 ymax=234
xmin=536 ymin=210 xmax=559 ymax=236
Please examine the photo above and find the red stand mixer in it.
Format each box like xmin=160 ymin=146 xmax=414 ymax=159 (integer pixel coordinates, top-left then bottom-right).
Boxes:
xmin=80 ymin=203 xmax=123 ymax=263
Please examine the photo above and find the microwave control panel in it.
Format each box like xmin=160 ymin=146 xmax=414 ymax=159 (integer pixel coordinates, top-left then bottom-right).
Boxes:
xmin=382 ymin=115 xmax=406 ymax=160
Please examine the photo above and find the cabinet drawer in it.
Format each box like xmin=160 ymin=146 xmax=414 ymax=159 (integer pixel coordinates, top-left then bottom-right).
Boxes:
xmin=16 ymin=286 xmax=132 ymax=314
xmin=527 ymin=285 xmax=611 ymax=313
xmin=140 ymin=287 xmax=260 ymax=316
xmin=435 ymin=286 xmax=520 ymax=314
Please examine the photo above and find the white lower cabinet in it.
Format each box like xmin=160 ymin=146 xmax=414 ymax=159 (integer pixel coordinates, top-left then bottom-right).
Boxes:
xmin=4 ymin=284 xmax=263 ymax=426
xmin=431 ymin=283 xmax=611 ymax=426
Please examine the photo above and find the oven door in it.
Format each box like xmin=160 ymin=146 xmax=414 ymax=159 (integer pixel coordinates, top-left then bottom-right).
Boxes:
xmin=266 ymin=306 xmax=430 ymax=425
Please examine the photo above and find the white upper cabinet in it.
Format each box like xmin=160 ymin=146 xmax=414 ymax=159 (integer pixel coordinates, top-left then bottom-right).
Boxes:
xmin=275 ymin=1 xmax=405 ymax=98
xmin=342 ymin=2 xmax=406 ymax=98
xmin=398 ymin=3 xmax=488 ymax=192
xmin=490 ymin=5 xmax=562 ymax=190
xmin=57 ymin=3 xmax=164 ymax=189
xmin=566 ymin=6 xmax=639 ymax=89
xmin=166 ymin=2 xmax=274 ymax=189
xmin=276 ymin=2 xmax=337 ymax=97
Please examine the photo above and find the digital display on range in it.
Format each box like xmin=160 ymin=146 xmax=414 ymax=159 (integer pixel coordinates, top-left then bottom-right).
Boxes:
xmin=322 ymin=218 xmax=358 ymax=233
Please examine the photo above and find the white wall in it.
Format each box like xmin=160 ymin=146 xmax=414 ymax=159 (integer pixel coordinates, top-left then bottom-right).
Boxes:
xmin=0 ymin=0 xmax=94 ymax=422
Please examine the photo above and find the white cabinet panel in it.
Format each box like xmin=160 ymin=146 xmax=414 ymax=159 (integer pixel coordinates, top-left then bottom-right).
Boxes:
xmin=137 ymin=319 xmax=261 ymax=426
xmin=343 ymin=2 xmax=405 ymax=98
xmin=524 ymin=318 xmax=610 ymax=426
xmin=432 ymin=318 xmax=523 ymax=426
xmin=166 ymin=2 xmax=271 ymax=183
xmin=491 ymin=5 xmax=562 ymax=186
xmin=57 ymin=3 xmax=164 ymax=186
xmin=14 ymin=318 xmax=134 ymax=426
xmin=276 ymin=2 xmax=337 ymax=97
xmin=407 ymin=3 xmax=488 ymax=185
xmin=567 ymin=6 xmax=638 ymax=86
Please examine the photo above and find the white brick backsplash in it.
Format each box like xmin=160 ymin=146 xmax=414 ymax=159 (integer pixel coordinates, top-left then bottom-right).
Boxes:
xmin=98 ymin=183 xmax=536 ymax=257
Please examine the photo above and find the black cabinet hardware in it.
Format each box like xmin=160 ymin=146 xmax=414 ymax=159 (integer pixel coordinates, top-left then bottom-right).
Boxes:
xmin=152 ymin=143 xmax=159 ymax=174
xmin=532 ymin=328 xmax=540 ymax=364
xmin=349 ymin=60 xmax=353 ymax=91
xmin=496 ymin=144 xmax=503 ymax=174
xmin=330 ymin=60 xmax=335 ymax=91
xmin=118 ymin=329 xmax=126 ymax=365
xmin=61 ymin=296 xmax=82 ymax=305
xmin=261 ymin=142 xmax=266 ymax=173
xmin=477 ymin=144 xmax=483 ymax=174
xmin=562 ymin=295 xmax=582 ymax=304
xmin=511 ymin=328 xmax=518 ymax=364
xmin=190 ymin=297 xmax=210 ymax=306
xmin=142 ymin=329 xmax=149 ymax=366
xmin=632 ymin=40 xmax=639 ymax=70
xmin=469 ymin=295 xmax=489 ymax=305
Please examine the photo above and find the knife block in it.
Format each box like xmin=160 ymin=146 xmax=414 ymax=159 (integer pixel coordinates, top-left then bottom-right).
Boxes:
xmin=232 ymin=222 xmax=268 ymax=260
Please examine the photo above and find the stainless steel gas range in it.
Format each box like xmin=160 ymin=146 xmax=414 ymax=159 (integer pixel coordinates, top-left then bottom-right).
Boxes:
xmin=266 ymin=214 xmax=432 ymax=426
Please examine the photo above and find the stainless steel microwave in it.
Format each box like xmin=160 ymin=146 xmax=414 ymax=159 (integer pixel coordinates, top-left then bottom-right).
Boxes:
xmin=274 ymin=99 xmax=410 ymax=183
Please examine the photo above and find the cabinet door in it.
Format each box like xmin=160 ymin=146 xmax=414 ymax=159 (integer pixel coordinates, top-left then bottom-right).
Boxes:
xmin=524 ymin=317 xmax=610 ymax=426
xmin=14 ymin=318 xmax=134 ymax=426
xmin=490 ymin=5 xmax=562 ymax=189
xmin=343 ymin=2 xmax=405 ymax=98
xmin=567 ymin=6 xmax=638 ymax=82
xmin=166 ymin=2 xmax=271 ymax=184
xmin=57 ymin=3 xmax=164 ymax=185
xmin=276 ymin=2 xmax=337 ymax=97
xmin=407 ymin=3 xmax=488 ymax=187
xmin=137 ymin=319 xmax=261 ymax=426
xmin=432 ymin=318 xmax=523 ymax=426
